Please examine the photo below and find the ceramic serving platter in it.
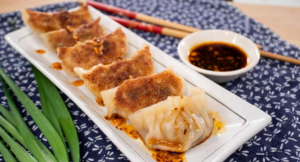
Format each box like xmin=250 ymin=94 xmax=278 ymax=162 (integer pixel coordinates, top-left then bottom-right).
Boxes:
xmin=4 ymin=6 xmax=271 ymax=162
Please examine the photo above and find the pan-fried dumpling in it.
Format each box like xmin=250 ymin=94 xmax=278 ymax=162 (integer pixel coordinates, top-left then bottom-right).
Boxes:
xmin=101 ymin=69 xmax=184 ymax=118
xmin=75 ymin=44 xmax=154 ymax=100
xmin=41 ymin=18 xmax=105 ymax=51
xmin=128 ymin=86 xmax=214 ymax=152
xmin=58 ymin=27 xmax=127 ymax=76
xmin=21 ymin=4 xmax=92 ymax=34
xmin=65 ymin=4 xmax=93 ymax=28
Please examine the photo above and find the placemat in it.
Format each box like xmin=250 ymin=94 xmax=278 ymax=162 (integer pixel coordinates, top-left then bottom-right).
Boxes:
xmin=0 ymin=0 xmax=299 ymax=161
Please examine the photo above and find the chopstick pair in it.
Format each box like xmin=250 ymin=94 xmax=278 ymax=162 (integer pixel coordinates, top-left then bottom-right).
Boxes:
xmin=87 ymin=0 xmax=300 ymax=66
xmin=108 ymin=16 xmax=190 ymax=39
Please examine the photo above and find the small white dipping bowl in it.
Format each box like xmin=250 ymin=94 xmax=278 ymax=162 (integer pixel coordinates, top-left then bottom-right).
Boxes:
xmin=177 ymin=30 xmax=260 ymax=83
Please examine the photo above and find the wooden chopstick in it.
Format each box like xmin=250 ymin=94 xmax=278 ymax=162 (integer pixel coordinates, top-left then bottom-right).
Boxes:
xmin=259 ymin=50 xmax=300 ymax=65
xmin=110 ymin=16 xmax=300 ymax=65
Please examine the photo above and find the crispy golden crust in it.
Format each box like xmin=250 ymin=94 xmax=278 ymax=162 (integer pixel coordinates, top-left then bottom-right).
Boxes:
xmin=41 ymin=18 xmax=105 ymax=51
xmin=22 ymin=9 xmax=63 ymax=33
xmin=101 ymin=27 xmax=127 ymax=58
xmin=76 ymin=44 xmax=154 ymax=99
xmin=41 ymin=29 xmax=76 ymax=51
xmin=114 ymin=69 xmax=184 ymax=116
xmin=58 ymin=27 xmax=127 ymax=76
xmin=21 ymin=4 xmax=92 ymax=34
xmin=67 ymin=4 xmax=93 ymax=28
xmin=73 ymin=18 xmax=105 ymax=42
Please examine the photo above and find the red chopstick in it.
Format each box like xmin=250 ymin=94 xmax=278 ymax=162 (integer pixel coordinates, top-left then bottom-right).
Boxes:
xmin=87 ymin=0 xmax=137 ymax=18
xmin=109 ymin=16 xmax=189 ymax=38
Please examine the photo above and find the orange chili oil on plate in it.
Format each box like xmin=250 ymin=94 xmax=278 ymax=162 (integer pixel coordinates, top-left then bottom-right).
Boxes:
xmin=105 ymin=113 xmax=140 ymax=140
xmin=35 ymin=49 xmax=46 ymax=54
xmin=71 ymin=80 xmax=84 ymax=87
xmin=50 ymin=62 xmax=62 ymax=70
xmin=95 ymin=97 xmax=104 ymax=106
xmin=188 ymin=42 xmax=248 ymax=72
xmin=209 ymin=110 xmax=227 ymax=135
xmin=105 ymin=113 xmax=187 ymax=162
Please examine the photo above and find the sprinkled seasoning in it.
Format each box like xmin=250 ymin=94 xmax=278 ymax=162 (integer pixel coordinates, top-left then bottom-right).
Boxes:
xmin=73 ymin=35 xmax=78 ymax=40
xmin=66 ymin=25 xmax=74 ymax=32
xmin=94 ymin=47 xmax=99 ymax=54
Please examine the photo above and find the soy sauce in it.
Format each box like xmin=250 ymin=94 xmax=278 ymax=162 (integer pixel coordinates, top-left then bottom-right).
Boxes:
xmin=188 ymin=42 xmax=248 ymax=72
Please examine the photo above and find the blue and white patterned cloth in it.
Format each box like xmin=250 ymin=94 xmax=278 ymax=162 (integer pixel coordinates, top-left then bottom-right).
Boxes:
xmin=0 ymin=0 xmax=300 ymax=161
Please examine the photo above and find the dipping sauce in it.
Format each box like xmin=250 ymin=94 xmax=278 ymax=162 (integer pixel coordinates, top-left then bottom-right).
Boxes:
xmin=188 ymin=42 xmax=248 ymax=72
xmin=71 ymin=80 xmax=84 ymax=87
xmin=35 ymin=49 xmax=46 ymax=54
xmin=50 ymin=62 xmax=62 ymax=70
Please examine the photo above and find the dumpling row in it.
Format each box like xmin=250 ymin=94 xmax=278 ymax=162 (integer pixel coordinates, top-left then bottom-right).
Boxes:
xmin=21 ymin=3 xmax=214 ymax=153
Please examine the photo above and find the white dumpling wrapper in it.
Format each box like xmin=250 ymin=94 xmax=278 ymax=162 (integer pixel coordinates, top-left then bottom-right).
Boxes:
xmin=128 ymin=86 xmax=214 ymax=152
xmin=101 ymin=87 xmax=118 ymax=117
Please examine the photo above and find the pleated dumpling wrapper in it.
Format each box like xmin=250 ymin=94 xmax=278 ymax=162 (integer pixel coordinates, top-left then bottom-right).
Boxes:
xmin=21 ymin=4 xmax=92 ymax=34
xmin=41 ymin=17 xmax=105 ymax=51
xmin=101 ymin=69 xmax=184 ymax=119
xmin=75 ymin=44 xmax=154 ymax=100
xmin=128 ymin=86 xmax=214 ymax=152
xmin=58 ymin=27 xmax=127 ymax=76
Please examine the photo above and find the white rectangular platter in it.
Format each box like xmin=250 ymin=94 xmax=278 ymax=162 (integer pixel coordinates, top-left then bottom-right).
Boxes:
xmin=5 ymin=6 xmax=271 ymax=162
